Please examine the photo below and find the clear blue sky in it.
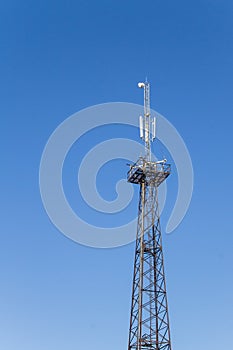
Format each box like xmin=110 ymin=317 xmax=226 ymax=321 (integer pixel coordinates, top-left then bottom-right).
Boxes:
xmin=1 ymin=0 xmax=233 ymax=349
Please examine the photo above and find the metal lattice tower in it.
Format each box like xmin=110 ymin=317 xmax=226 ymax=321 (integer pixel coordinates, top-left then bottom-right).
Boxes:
xmin=127 ymin=82 xmax=172 ymax=350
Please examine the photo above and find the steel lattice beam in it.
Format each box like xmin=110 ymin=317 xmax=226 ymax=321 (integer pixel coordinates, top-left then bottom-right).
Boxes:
xmin=127 ymin=159 xmax=172 ymax=350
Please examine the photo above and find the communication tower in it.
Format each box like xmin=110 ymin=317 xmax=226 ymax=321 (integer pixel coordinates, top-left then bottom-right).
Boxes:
xmin=127 ymin=82 xmax=172 ymax=350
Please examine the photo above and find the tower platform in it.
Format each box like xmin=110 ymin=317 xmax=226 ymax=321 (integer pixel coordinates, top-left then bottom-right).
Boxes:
xmin=127 ymin=157 xmax=170 ymax=187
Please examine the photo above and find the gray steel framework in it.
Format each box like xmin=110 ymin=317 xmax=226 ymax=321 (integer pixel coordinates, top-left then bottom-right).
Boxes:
xmin=127 ymin=159 xmax=171 ymax=350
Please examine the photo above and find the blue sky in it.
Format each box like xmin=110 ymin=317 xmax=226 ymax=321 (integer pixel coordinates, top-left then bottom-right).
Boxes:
xmin=1 ymin=0 xmax=233 ymax=349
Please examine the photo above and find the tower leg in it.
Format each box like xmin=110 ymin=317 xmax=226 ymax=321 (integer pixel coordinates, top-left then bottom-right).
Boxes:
xmin=128 ymin=183 xmax=172 ymax=350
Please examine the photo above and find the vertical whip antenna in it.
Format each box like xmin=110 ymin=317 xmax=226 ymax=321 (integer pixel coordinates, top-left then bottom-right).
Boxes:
xmin=138 ymin=81 xmax=156 ymax=161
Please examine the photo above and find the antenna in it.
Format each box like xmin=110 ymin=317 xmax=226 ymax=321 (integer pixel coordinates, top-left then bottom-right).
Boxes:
xmin=152 ymin=116 xmax=156 ymax=140
xmin=139 ymin=116 xmax=144 ymax=139
xmin=138 ymin=81 xmax=156 ymax=160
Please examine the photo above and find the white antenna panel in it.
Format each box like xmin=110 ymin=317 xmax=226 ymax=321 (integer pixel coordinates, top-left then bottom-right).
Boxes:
xmin=139 ymin=116 xmax=144 ymax=139
xmin=152 ymin=117 xmax=156 ymax=140
xmin=145 ymin=120 xmax=149 ymax=143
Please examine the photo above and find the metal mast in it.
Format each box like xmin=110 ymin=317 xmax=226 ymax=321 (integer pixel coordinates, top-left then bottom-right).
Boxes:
xmin=127 ymin=82 xmax=172 ymax=350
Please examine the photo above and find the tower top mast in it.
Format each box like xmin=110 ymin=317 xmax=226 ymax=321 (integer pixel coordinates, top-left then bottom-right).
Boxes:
xmin=138 ymin=81 xmax=156 ymax=161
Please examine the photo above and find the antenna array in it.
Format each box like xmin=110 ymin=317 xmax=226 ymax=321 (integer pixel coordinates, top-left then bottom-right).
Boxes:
xmin=138 ymin=82 xmax=156 ymax=160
